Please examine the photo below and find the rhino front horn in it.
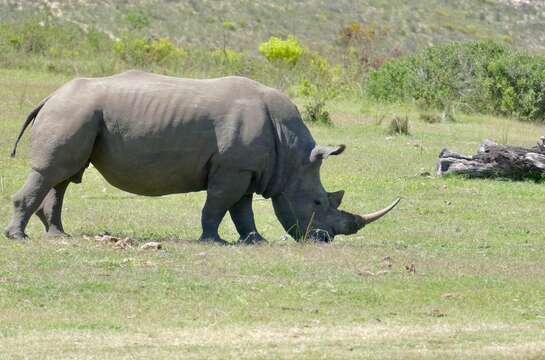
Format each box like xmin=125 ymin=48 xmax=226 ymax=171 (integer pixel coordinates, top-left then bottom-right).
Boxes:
xmin=360 ymin=198 xmax=401 ymax=225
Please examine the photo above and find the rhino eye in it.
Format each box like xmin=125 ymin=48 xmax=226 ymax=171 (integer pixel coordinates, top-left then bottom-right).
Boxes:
xmin=313 ymin=200 xmax=322 ymax=206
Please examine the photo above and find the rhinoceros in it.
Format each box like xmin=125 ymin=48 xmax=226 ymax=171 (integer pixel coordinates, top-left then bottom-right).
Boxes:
xmin=5 ymin=70 xmax=399 ymax=243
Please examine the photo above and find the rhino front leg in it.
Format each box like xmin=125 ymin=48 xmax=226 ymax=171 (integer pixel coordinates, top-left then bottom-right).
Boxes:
xmin=35 ymin=180 xmax=70 ymax=237
xmin=4 ymin=170 xmax=52 ymax=239
xmin=199 ymin=171 xmax=253 ymax=245
xmin=229 ymin=194 xmax=265 ymax=245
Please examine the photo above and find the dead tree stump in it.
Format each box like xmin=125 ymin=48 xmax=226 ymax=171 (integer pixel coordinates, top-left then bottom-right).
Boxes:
xmin=437 ymin=136 xmax=545 ymax=180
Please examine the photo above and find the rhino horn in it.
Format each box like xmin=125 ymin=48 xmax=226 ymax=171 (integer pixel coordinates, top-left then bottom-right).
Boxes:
xmin=359 ymin=198 xmax=401 ymax=225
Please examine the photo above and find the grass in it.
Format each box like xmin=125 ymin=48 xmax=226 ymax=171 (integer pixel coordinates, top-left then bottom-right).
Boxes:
xmin=1 ymin=68 xmax=545 ymax=358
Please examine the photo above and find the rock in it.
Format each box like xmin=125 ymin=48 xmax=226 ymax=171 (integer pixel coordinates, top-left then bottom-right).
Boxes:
xmin=140 ymin=241 xmax=162 ymax=250
xmin=405 ymin=263 xmax=416 ymax=274
xmin=380 ymin=256 xmax=392 ymax=269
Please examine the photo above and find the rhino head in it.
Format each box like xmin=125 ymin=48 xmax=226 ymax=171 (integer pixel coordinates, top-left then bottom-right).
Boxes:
xmin=272 ymin=144 xmax=400 ymax=242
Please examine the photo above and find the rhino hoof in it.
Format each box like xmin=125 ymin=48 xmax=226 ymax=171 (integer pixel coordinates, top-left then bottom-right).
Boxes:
xmin=199 ymin=235 xmax=230 ymax=246
xmin=4 ymin=229 xmax=29 ymax=240
xmin=239 ymin=232 xmax=266 ymax=245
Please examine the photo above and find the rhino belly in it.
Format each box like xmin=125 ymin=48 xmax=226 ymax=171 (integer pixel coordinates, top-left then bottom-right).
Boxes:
xmin=89 ymin=132 xmax=215 ymax=196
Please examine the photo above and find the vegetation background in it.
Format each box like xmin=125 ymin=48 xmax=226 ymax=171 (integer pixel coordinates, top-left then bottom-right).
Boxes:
xmin=1 ymin=0 xmax=545 ymax=358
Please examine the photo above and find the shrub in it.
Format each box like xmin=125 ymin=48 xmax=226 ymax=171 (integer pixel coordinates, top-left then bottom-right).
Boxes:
xmin=208 ymin=49 xmax=253 ymax=75
xmin=298 ymin=74 xmax=336 ymax=126
xmin=125 ymin=10 xmax=151 ymax=30
xmin=293 ymin=49 xmax=347 ymax=126
xmin=387 ymin=116 xmax=410 ymax=135
xmin=303 ymin=99 xmax=332 ymax=125
xmin=258 ymin=36 xmax=302 ymax=65
xmin=419 ymin=112 xmax=442 ymax=124
xmin=0 ymin=19 xmax=117 ymax=74
xmin=215 ymin=49 xmax=243 ymax=63
xmin=367 ymin=40 xmax=545 ymax=122
xmin=113 ymin=37 xmax=187 ymax=66
xmin=338 ymin=21 xmax=389 ymax=70
xmin=367 ymin=56 xmax=415 ymax=102
xmin=484 ymin=53 xmax=545 ymax=120
xmin=222 ymin=21 xmax=237 ymax=31
xmin=369 ymin=41 xmax=507 ymax=107
xmin=86 ymin=27 xmax=114 ymax=52
xmin=4 ymin=22 xmax=50 ymax=54
xmin=0 ymin=20 xmax=83 ymax=55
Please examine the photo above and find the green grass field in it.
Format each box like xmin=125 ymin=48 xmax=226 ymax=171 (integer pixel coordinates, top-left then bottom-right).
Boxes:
xmin=1 ymin=69 xmax=545 ymax=359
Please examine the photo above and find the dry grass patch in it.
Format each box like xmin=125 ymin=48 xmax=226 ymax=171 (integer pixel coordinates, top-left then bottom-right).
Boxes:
xmin=2 ymin=323 xmax=544 ymax=359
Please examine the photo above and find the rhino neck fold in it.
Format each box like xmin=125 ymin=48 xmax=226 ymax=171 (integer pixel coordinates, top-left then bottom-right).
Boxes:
xmin=260 ymin=107 xmax=314 ymax=199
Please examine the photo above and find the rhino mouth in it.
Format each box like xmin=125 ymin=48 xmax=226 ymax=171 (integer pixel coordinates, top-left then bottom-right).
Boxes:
xmin=306 ymin=228 xmax=333 ymax=242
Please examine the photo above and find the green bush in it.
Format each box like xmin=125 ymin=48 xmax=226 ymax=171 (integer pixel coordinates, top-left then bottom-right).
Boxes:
xmin=303 ymin=99 xmax=331 ymax=125
xmin=125 ymin=10 xmax=151 ymax=30
xmin=258 ymin=36 xmax=302 ymax=65
xmin=298 ymin=78 xmax=334 ymax=126
xmin=366 ymin=56 xmax=415 ymax=102
xmin=212 ymin=49 xmax=243 ymax=64
xmin=293 ymin=49 xmax=344 ymax=126
xmin=0 ymin=20 xmax=84 ymax=55
xmin=113 ymin=37 xmax=187 ymax=67
xmin=295 ymin=50 xmax=342 ymax=96
xmin=208 ymin=49 xmax=256 ymax=76
xmin=387 ymin=116 xmax=410 ymax=135
xmin=485 ymin=54 xmax=545 ymax=120
xmin=86 ymin=27 xmax=114 ymax=52
xmin=0 ymin=19 xmax=116 ymax=74
xmin=222 ymin=21 xmax=237 ymax=31
xmin=419 ymin=112 xmax=442 ymax=124
xmin=367 ymin=40 xmax=545 ymax=122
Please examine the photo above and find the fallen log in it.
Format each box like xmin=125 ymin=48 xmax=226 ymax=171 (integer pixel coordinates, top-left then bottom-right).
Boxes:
xmin=437 ymin=136 xmax=545 ymax=180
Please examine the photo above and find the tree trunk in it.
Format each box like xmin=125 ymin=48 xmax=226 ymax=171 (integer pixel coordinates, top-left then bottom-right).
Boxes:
xmin=437 ymin=136 xmax=545 ymax=180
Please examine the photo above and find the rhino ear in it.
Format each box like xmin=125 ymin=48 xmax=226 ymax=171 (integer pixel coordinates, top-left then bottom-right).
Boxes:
xmin=328 ymin=190 xmax=345 ymax=209
xmin=309 ymin=144 xmax=346 ymax=163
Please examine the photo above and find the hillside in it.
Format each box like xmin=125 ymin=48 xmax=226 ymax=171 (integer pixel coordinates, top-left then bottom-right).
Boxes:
xmin=1 ymin=0 xmax=545 ymax=54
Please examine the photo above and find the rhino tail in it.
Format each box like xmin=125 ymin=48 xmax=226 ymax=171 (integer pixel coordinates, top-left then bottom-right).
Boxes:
xmin=10 ymin=96 xmax=50 ymax=158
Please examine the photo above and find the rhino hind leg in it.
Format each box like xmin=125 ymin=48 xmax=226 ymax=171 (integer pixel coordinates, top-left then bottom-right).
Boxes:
xmin=199 ymin=171 xmax=254 ymax=245
xmin=5 ymin=111 xmax=97 ymax=239
xmin=229 ymin=194 xmax=265 ymax=245
xmin=35 ymin=179 xmax=70 ymax=237
xmin=4 ymin=170 xmax=53 ymax=239
xmin=34 ymin=166 xmax=87 ymax=237
xmin=6 ymin=166 xmax=90 ymax=239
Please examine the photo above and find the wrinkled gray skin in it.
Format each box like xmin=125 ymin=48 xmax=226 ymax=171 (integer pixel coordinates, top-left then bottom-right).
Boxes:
xmin=4 ymin=70 xmax=398 ymax=244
